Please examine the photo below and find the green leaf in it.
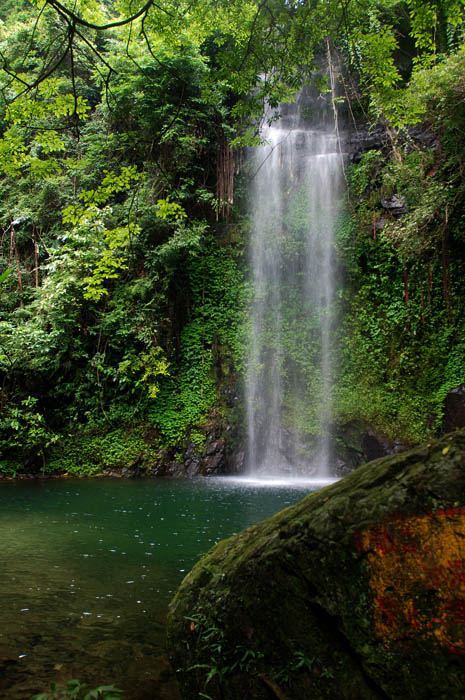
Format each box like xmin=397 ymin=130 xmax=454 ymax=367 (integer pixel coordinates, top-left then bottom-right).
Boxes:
xmin=0 ymin=268 xmax=13 ymax=284
xmin=156 ymin=198 xmax=187 ymax=221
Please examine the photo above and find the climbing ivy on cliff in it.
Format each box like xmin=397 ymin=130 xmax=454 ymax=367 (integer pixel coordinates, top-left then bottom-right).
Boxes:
xmin=335 ymin=42 xmax=465 ymax=443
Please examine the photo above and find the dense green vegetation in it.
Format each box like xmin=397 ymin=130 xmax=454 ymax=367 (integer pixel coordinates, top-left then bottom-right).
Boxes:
xmin=32 ymin=679 xmax=122 ymax=700
xmin=335 ymin=48 xmax=465 ymax=443
xmin=1 ymin=0 xmax=465 ymax=475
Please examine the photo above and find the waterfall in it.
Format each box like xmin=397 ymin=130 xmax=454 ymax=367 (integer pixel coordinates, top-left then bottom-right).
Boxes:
xmin=246 ymin=95 xmax=344 ymax=478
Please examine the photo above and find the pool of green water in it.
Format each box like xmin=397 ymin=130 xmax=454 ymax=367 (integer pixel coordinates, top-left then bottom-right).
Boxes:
xmin=0 ymin=476 xmax=321 ymax=699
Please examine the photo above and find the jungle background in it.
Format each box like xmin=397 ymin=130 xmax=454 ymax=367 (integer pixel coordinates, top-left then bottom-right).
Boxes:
xmin=1 ymin=0 xmax=465 ymax=477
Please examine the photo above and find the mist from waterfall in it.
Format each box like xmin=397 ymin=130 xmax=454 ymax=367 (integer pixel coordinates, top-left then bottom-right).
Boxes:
xmin=246 ymin=95 xmax=344 ymax=478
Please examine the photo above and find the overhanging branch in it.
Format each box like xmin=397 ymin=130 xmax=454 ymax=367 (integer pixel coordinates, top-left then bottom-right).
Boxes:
xmin=45 ymin=0 xmax=175 ymax=31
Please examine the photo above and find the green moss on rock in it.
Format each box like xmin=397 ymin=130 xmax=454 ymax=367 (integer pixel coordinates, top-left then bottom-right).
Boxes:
xmin=167 ymin=430 xmax=465 ymax=699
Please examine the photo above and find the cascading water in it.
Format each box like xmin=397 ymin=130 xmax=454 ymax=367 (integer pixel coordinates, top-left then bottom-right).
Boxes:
xmin=246 ymin=91 xmax=344 ymax=479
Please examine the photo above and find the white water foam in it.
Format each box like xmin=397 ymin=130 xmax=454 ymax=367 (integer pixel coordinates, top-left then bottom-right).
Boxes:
xmin=246 ymin=107 xmax=344 ymax=479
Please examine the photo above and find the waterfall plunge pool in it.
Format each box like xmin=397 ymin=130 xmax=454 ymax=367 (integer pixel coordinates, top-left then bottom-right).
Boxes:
xmin=0 ymin=476 xmax=334 ymax=699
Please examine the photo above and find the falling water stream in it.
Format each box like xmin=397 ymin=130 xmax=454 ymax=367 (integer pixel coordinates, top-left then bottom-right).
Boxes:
xmin=246 ymin=94 xmax=344 ymax=479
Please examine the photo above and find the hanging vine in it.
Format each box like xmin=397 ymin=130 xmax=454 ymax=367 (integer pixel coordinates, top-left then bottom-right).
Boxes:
xmin=326 ymin=38 xmax=346 ymax=183
xmin=216 ymin=135 xmax=235 ymax=221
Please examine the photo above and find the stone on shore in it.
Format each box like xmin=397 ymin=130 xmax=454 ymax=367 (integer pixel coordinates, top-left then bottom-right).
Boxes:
xmin=167 ymin=430 xmax=465 ymax=699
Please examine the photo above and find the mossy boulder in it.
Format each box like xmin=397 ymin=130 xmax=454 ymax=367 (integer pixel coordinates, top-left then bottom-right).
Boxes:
xmin=167 ymin=430 xmax=465 ymax=699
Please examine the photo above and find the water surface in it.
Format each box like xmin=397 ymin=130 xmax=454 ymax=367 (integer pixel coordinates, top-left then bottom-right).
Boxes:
xmin=0 ymin=477 xmax=318 ymax=699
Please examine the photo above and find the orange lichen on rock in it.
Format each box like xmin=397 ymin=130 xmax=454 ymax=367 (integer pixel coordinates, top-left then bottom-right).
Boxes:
xmin=355 ymin=507 xmax=465 ymax=654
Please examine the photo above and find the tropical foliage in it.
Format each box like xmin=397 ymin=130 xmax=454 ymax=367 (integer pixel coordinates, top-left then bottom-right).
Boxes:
xmin=1 ymin=0 xmax=465 ymax=473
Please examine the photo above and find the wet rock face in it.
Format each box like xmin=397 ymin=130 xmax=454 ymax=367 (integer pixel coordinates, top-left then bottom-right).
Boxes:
xmin=380 ymin=193 xmax=409 ymax=217
xmin=167 ymin=430 xmax=465 ymax=700
xmin=346 ymin=125 xmax=386 ymax=163
xmin=140 ymin=416 xmax=242 ymax=478
xmin=444 ymin=383 xmax=465 ymax=433
xmin=333 ymin=420 xmax=406 ymax=476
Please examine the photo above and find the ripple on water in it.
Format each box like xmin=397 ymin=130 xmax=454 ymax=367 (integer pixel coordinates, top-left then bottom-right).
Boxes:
xmin=0 ymin=476 xmax=321 ymax=699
